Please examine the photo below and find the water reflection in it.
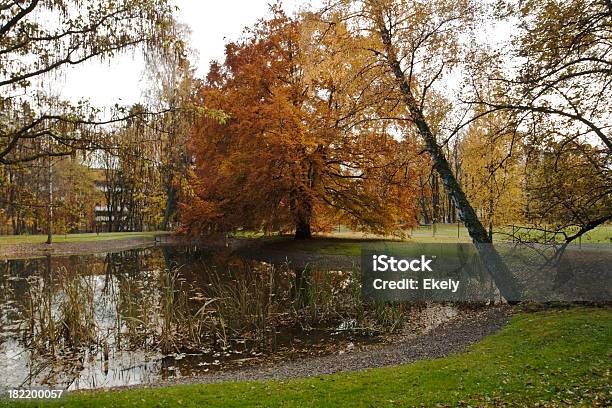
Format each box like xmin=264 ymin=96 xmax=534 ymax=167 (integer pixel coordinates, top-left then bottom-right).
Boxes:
xmin=0 ymin=246 xmax=375 ymax=391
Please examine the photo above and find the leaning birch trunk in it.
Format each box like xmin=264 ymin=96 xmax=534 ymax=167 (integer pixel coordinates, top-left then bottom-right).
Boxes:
xmin=377 ymin=21 xmax=520 ymax=303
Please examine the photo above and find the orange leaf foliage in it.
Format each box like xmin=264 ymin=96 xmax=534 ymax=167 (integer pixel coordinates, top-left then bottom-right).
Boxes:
xmin=181 ymin=6 xmax=424 ymax=238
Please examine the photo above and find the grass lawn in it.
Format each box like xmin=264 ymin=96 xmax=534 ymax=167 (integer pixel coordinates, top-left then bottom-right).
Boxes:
xmin=2 ymin=224 xmax=608 ymax=249
xmin=0 ymin=231 xmax=168 ymax=245
xmin=260 ymin=224 xmax=612 ymax=256
xmin=5 ymin=307 xmax=610 ymax=407
xmin=318 ymin=224 xmax=612 ymax=244
xmin=576 ymin=225 xmax=612 ymax=243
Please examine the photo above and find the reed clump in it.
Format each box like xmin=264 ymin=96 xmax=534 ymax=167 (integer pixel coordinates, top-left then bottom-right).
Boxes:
xmin=19 ymin=261 xmax=413 ymax=358
xmin=22 ymin=266 xmax=97 ymax=354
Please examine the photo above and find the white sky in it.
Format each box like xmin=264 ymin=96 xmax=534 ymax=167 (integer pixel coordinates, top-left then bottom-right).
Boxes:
xmin=58 ymin=0 xmax=323 ymax=107
xmin=56 ymin=0 xmax=511 ymax=111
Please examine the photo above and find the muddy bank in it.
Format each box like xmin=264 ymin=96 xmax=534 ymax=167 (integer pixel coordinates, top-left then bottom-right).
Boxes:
xmin=107 ymin=306 xmax=510 ymax=391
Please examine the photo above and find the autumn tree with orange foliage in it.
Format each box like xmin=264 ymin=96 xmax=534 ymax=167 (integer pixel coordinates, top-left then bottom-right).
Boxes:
xmin=181 ymin=7 xmax=423 ymax=239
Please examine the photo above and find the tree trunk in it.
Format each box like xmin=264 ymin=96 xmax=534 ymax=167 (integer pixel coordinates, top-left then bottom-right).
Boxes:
xmin=293 ymin=146 xmax=324 ymax=240
xmin=46 ymin=156 xmax=53 ymax=245
xmin=294 ymin=194 xmax=312 ymax=239
xmin=295 ymin=219 xmax=312 ymax=239
xmin=418 ymin=175 xmax=431 ymax=224
xmin=162 ymin=180 xmax=176 ymax=230
xmin=377 ymin=21 xmax=520 ymax=302
xmin=432 ymin=175 xmax=440 ymax=226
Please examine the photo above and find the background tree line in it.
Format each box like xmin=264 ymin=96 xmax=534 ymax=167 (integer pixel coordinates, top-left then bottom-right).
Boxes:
xmin=0 ymin=0 xmax=199 ymax=235
xmin=0 ymin=0 xmax=609 ymax=259
xmin=182 ymin=0 xmax=610 ymax=243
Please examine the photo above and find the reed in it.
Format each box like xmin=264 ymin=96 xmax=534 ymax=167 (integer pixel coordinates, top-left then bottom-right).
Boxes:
xmin=22 ymin=267 xmax=97 ymax=354
xmin=18 ymin=260 xmax=413 ymax=360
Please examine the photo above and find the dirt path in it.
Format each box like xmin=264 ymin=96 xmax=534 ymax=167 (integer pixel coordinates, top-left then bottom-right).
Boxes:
xmin=116 ymin=306 xmax=510 ymax=390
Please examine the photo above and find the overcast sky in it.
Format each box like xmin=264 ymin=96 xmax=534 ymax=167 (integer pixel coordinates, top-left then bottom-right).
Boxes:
xmin=57 ymin=1 xmax=322 ymax=107
xmin=56 ymin=0 xmax=511 ymax=109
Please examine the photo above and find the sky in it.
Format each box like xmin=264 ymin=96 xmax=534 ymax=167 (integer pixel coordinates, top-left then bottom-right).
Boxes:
xmin=56 ymin=0 xmax=511 ymax=110
xmin=58 ymin=0 xmax=323 ymax=108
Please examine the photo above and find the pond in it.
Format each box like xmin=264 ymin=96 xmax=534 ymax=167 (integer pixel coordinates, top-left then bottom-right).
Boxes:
xmin=0 ymin=245 xmax=399 ymax=391
xmin=2 ymin=241 xmax=608 ymax=391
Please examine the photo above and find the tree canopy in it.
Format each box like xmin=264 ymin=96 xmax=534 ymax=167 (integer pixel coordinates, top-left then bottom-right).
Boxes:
xmin=181 ymin=8 xmax=424 ymax=238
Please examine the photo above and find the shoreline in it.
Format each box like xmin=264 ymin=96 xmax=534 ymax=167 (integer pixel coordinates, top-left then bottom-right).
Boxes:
xmin=0 ymin=233 xmax=205 ymax=260
xmin=0 ymin=237 xmax=159 ymax=260
xmin=91 ymin=306 xmax=511 ymax=393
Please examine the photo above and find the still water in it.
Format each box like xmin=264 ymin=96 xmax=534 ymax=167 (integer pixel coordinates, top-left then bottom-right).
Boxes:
xmin=0 ymin=245 xmax=377 ymax=391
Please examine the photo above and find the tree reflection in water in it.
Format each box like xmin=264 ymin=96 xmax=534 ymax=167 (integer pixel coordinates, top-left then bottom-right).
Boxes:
xmin=0 ymin=246 xmax=394 ymax=390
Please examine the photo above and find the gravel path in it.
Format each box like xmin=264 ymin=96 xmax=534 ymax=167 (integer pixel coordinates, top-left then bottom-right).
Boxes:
xmin=127 ymin=306 xmax=510 ymax=389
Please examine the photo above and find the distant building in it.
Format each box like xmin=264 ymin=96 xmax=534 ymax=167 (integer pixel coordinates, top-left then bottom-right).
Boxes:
xmin=91 ymin=169 xmax=128 ymax=232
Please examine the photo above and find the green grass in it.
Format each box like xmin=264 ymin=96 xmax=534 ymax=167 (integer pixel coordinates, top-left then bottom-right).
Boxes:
xmin=579 ymin=225 xmax=612 ymax=243
xmin=3 ymin=224 xmax=609 ymax=248
xmin=264 ymin=237 xmax=474 ymax=256
xmin=0 ymin=231 xmax=168 ymax=245
xmin=259 ymin=225 xmax=475 ymax=256
xmin=264 ymin=237 xmax=380 ymax=256
xmin=259 ymin=224 xmax=612 ymax=256
xmin=409 ymin=224 xmax=612 ymax=244
xmin=499 ymin=225 xmax=612 ymax=244
xmin=5 ymin=307 xmax=610 ymax=407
